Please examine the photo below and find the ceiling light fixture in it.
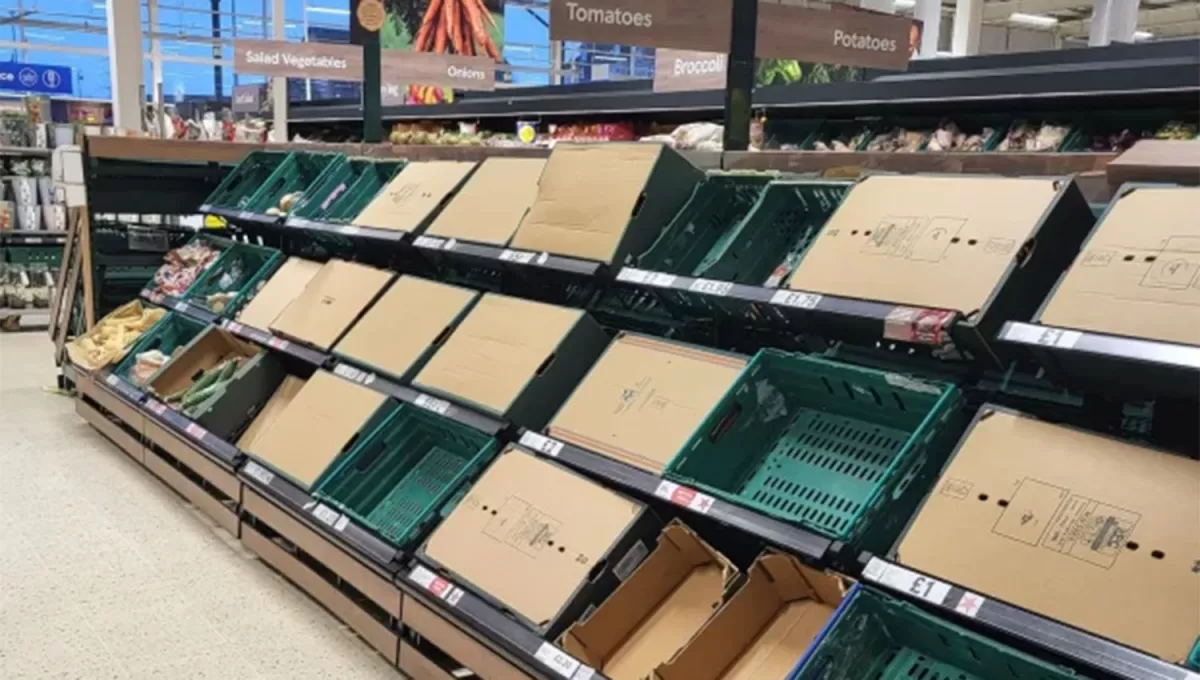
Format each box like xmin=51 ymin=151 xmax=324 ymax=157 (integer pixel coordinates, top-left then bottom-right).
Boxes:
xmin=1132 ymin=30 xmax=1154 ymax=41
xmin=1008 ymin=12 xmax=1059 ymax=28
xmin=894 ymin=0 xmax=916 ymax=10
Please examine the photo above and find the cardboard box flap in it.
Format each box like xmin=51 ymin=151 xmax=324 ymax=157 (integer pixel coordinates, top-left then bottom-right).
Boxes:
xmin=244 ymin=370 xmax=387 ymax=489
xmin=149 ymin=327 xmax=260 ymax=398
xmin=236 ymin=256 xmax=323 ymax=330
xmin=510 ymin=144 xmax=663 ymax=263
xmin=561 ymin=521 xmax=737 ymax=678
xmin=351 ymin=161 xmax=477 ymax=233
xmin=334 ymin=276 xmax=478 ymax=379
xmin=897 ymin=408 xmax=1200 ymax=663
xmin=548 ymin=333 xmax=746 ymax=474
xmin=1106 ymin=140 xmax=1200 ymax=187
xmin=414 ymin=294 xmax=584 ymax=414
xmin=423 ymin=447 xmax=643 ymax=627
xmin=269 ymin=259 xmax=394 ymax=351
xmin=1039 ymin=186 xmax=1200 ymax=345
xmin=786 ymin=175 xmax=1062 ymax=314
xmin=237 ymin=374 xmax=306 ymax=450
xmin=656 ymin=552 xmax=841 ymax=680
xmin=425 ymin=157 xmax=548 ymax=245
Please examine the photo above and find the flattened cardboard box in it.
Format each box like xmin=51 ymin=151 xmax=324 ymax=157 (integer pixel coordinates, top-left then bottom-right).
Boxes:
xmin=414 ymin=293 xmax=609 ymax=429
xmin=423 ymin=157 xmax=547 ymax=245
xmin=548 ymin=333 xmax=746 ymax=474
xmin=236 ymin=256 xmax=323 ymax=330
xmin=896 ymin=407 xmax=1200 ymax=664
xmin=237 ymin=374 xmax=306 ymax=451
xmin=270 ymin=259 xmax=393 ymax=351
xmin=656 ymin=552 xmax=844 ymax=680
xmin=786 ymin=175 xmax=1066 ymax=314
xmin=244 ymin=370 xmax=389 ymax=489
xmin=1039 ymin=186 xmax=1200 ymax=346
xmin=1106 ymin=140 xmax=1200 ymax=187
xmin=351 ymin=161 xmax=477 ymax=233
xmin=334 ymin=276 xmax=478 ymax=382
xmin=149 ymin=325 xmax=259 ymax=400
xmin=423 ymin=447 xmax=655 ymax=637
xmin=509 ymin=143 xmax=703 ymax=264
xmin=562 ymin=521 xmax=738 ymax=680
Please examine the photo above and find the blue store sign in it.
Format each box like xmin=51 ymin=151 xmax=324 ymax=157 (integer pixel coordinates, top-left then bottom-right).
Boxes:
xmin=0 ymin=62 xmax=73 ymax=95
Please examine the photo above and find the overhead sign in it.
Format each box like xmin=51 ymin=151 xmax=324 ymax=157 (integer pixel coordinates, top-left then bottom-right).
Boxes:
xmin=381 ymin=50 xmax=496 ymax=91
xmin=549 ymin=0 xmax=732 ymax=53
xmin=233 ymin=39 xmax=364 ymax=81
xmin=653 ymin=49 xmax=727 ymax=93
xmin=232 ymin=84 xmax=267 ymax=113
xmin=549 ymin=0 xmax=911 ymax=71
xmin=0 ymin=63 xmax=73 ymax=95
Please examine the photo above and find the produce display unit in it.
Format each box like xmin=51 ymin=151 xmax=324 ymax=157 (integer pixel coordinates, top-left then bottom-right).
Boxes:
xmin=62 ymin=136 xmax=1200 ymax=680
xmin=290 ymin=40 xmax=1199 ymax=156
xmin=1 ymin=142 xmax=66 ymax=330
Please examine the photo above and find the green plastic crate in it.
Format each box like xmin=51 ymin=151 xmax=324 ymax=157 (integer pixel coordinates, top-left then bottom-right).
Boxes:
xmin=243 ymin=151 xmax=343 ymax=215
xmin=314 ymin=404 xmax=499 ymax=549
xmin=694 ymin=180 xmax=848 ymax=286
xmin=113 ymin=312 xmax=207 ymax=386
xmin=665 ymin=350 xmax=964 ymax=556
xmin=180 ymin=240 xmax=282 ymax=317
xmin=204 ymin=151 xmax=294 ymax=211
xmin=290 ymin=158 xmax=407 ymax=224
xmin=2 ymin=245 xmax=62 ymax=266
xmin=636 ymin=172 xmax=776 ymax=275
xmin=790 ymin=585 xmax=1084 ymax=680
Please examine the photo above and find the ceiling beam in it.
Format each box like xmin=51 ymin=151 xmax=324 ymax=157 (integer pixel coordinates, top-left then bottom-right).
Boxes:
xmin=1058 ymin=4 xmax=1200 ymax=34
xmin=982 ymin=0 xmax=1096 ymax=20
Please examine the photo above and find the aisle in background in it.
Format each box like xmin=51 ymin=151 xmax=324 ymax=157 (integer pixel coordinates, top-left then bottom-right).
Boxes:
xmin=0 ymin=333 xmax=396 ymax=679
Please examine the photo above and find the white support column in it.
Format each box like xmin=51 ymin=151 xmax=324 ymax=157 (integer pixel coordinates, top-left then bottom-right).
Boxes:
xmin=148 ymin=0 xmax=165 ymax=137
xmin=914 ymin=0 xmax=942 ymax=58
xmin=951 ymin=0 xmax=983 ymax=55
xmin=858 ymin=0 xmax=896 ymax=13
xmin=272 ymin=0 xmax=288 ymax=142
xmin=1089 ymin=0 xmax=1114 ymax=45
xmin=105 ymin=0 xmax=144 ymax=133
xmin=1108 ymin=0 xmax=1140 ymax=42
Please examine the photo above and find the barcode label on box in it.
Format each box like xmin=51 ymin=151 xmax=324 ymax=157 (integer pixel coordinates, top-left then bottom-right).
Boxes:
xmin=654 ymin=481 xmax=715 ymax=514
xmin=689 ymin=278 xmax=733 ymax=297
xmin=312 ymin=503 xmax=340 ymax=528
xmin=862 ymin=558 xmax=952 ymax=606
xmin=243 ymin=461 xmax=275 ymax=485
xmin=409 ymin=566 xmax=463 ymax=606
xmin=519 ymin=431 xmax=563 ymax=457
xmin=414 ymin=235 xmax=445 ymax=249
xmin=184 ymin=422 xmax=207 ymax=441
xmin=616 ymin=268 xmax=651 ymax=284
xmin=414 ymin=393 xmax=450 ymax=416
xmin=534 ymin=643 xmax=581 ymax=679
xmin=333 ymin=363 xmax=375 ymax=386
xmin=499 ymin=249 xmax=536 ymax=264
xmin=770 ymin=290 xmax=822 ymax=310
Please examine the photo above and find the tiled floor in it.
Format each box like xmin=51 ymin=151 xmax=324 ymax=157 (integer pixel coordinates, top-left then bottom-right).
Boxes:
xmin=0 ymin=332 xmax=399 ymax=679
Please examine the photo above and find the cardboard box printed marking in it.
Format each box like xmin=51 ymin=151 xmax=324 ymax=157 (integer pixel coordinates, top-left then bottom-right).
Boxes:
xmin=334 ymin=276 xmax=478 ymax=382
xmin=244 ymin=370 xmax=390 ymax=489
xmin=1039 ymin=186 xmax=1200 ymax=346
xmin=414 ymin=293 xmax=609 ymax=429
xmin=548 ymin=333 xmax=746 ymax=474
xmin=351 ymin=161 xmax=477 ymax=234
xmin=656 ymin=552 xmax=844 ymax=680
xmin=896 ymin=407 xmax=1200 ymax=664
xmin=269 ymin=259 xmax=394 ymax=351
xmin=236 ymin=256 xmax=323 ymax=330
xmin=422 ymin=447 xmax=660 ymax=638
xmin=509 ymin=143 xmax=703 ymax=265
xmin=562 ymin=521 xmax=738 ymax=680
xmin=423 ymin=157 xmax=548 ymax=245
xmin=786 ymin=175 xmax=1078 ymax=315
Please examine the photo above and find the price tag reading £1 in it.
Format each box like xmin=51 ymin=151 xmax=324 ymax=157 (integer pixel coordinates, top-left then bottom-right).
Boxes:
xmin=862 ymin=557 xmax=951 ymax=606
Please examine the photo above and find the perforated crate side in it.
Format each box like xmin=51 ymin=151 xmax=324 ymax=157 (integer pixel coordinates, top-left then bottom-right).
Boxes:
xmin=113 ymin=312 xmax=207 ymax=386
xmin=204 ymin=150 xmax=294 ymax=210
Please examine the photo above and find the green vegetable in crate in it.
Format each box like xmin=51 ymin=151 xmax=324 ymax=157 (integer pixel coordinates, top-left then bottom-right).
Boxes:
xmin=165 ymin=357 xmax=240 ymax=405
xmin=1156 ymin=120 xmax=1198 ymax=140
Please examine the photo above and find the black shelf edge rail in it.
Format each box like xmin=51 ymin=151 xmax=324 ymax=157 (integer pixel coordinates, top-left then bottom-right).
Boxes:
xmin=97 ymin=370 xmax=148 ymax=404
xmin=412 ymin=233 xmax=608 ymax=278
xmin=219 ymin=318 xmax=332 ymax=368
xmin=0 ymin=231 xmax=68 ymax=245
xmin=239 ymin=459 xmax=403 ymax=571
xmin=401 ymin=561 xmax=607 ymax=680
xmin=860 ymin=556 xmax=1200 ymax=680
xmin=143 ymin=395 xmax=243 ymax=468
xmin=515 ymin=430 xmax=834 ymax=563
xmin=614 ymin=266 xmax=961 ymax=353
xmin=285 ymin=216 xmax=410 ymax=243
xmin=997 ymin=321 xmax=1200 ymax=400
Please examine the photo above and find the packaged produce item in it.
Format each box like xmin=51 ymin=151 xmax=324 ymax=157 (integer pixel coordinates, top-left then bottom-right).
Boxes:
xmin=65 ymin=300 xmax=167 ymax=370
xmin=1155 ymin=120 xmax=1198 ymax=140
xmin=145 ymin=239 xmax=223 ymax=299
xmin=29 ymin=262 xmax=50 ymax=308
xmin=129 ymin=349 xmax=169 ymax=385
xmin=865 ymin=127 xmax=926 ymax=152
xmin=926 ymin=120 xmax=994 ymax=152
xmin=996 ymin=122 xmax=1069 ymax=152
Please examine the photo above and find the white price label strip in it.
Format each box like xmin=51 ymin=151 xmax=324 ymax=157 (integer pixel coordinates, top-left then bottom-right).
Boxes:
xmin=105 ymin=374 xmax=119 ymax=387
xmin=243 ymin=461 xmax=275 ymax=485
xmin=414 ymin=393 xmax=450 ymax=415
xmin=340 ymin=226 xmax=362 ymax=236
xmin=173 ymin=301 xmax=188 ymax=312
xmin=499 ymin=249 xmax=536 ymax=264
xmin=689 ymin=278 xmax=733 ymax=297
xmin=616 ymin=268 xmax=651 ymax=284
xmin=414 ymin=235 xmax=445 ymax=249
xmin=534 ymin=642 xmax=582 ymax=679
xmin=770 ymin=290 xmax=822 ymax=310
xmin=646 ymin=273 xmax=677 ymax=288
xmin=409 ymin=566 xmax=464 ymax=606
xmin=519 ymin=431 xmax=563 ymax=457
xmin=184 ymin=422 xmax=207 ymax=441
xmin=862 ymin=558 xmax=952 ymax=608
xmin=654 ymin=480 xmax=715 ymax=515
xmin=333 ymin=363 xmax=375 ymax=386
xmin=312 ymin=503 xmax=340 ymax=528
xmin=267 ymin=337 xmax=289 ymax=351
xmin=147 ymin=400 xmax=167 ymax=416
xmin=224 ymin=321 xmax=244 ymax=334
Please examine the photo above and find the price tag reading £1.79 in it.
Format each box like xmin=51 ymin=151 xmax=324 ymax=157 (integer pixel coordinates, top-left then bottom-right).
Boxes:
xmin=689 ymin=278 xmax=733 ymax=297
xmin=770 ymin=290 xmax=822 ymax=310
